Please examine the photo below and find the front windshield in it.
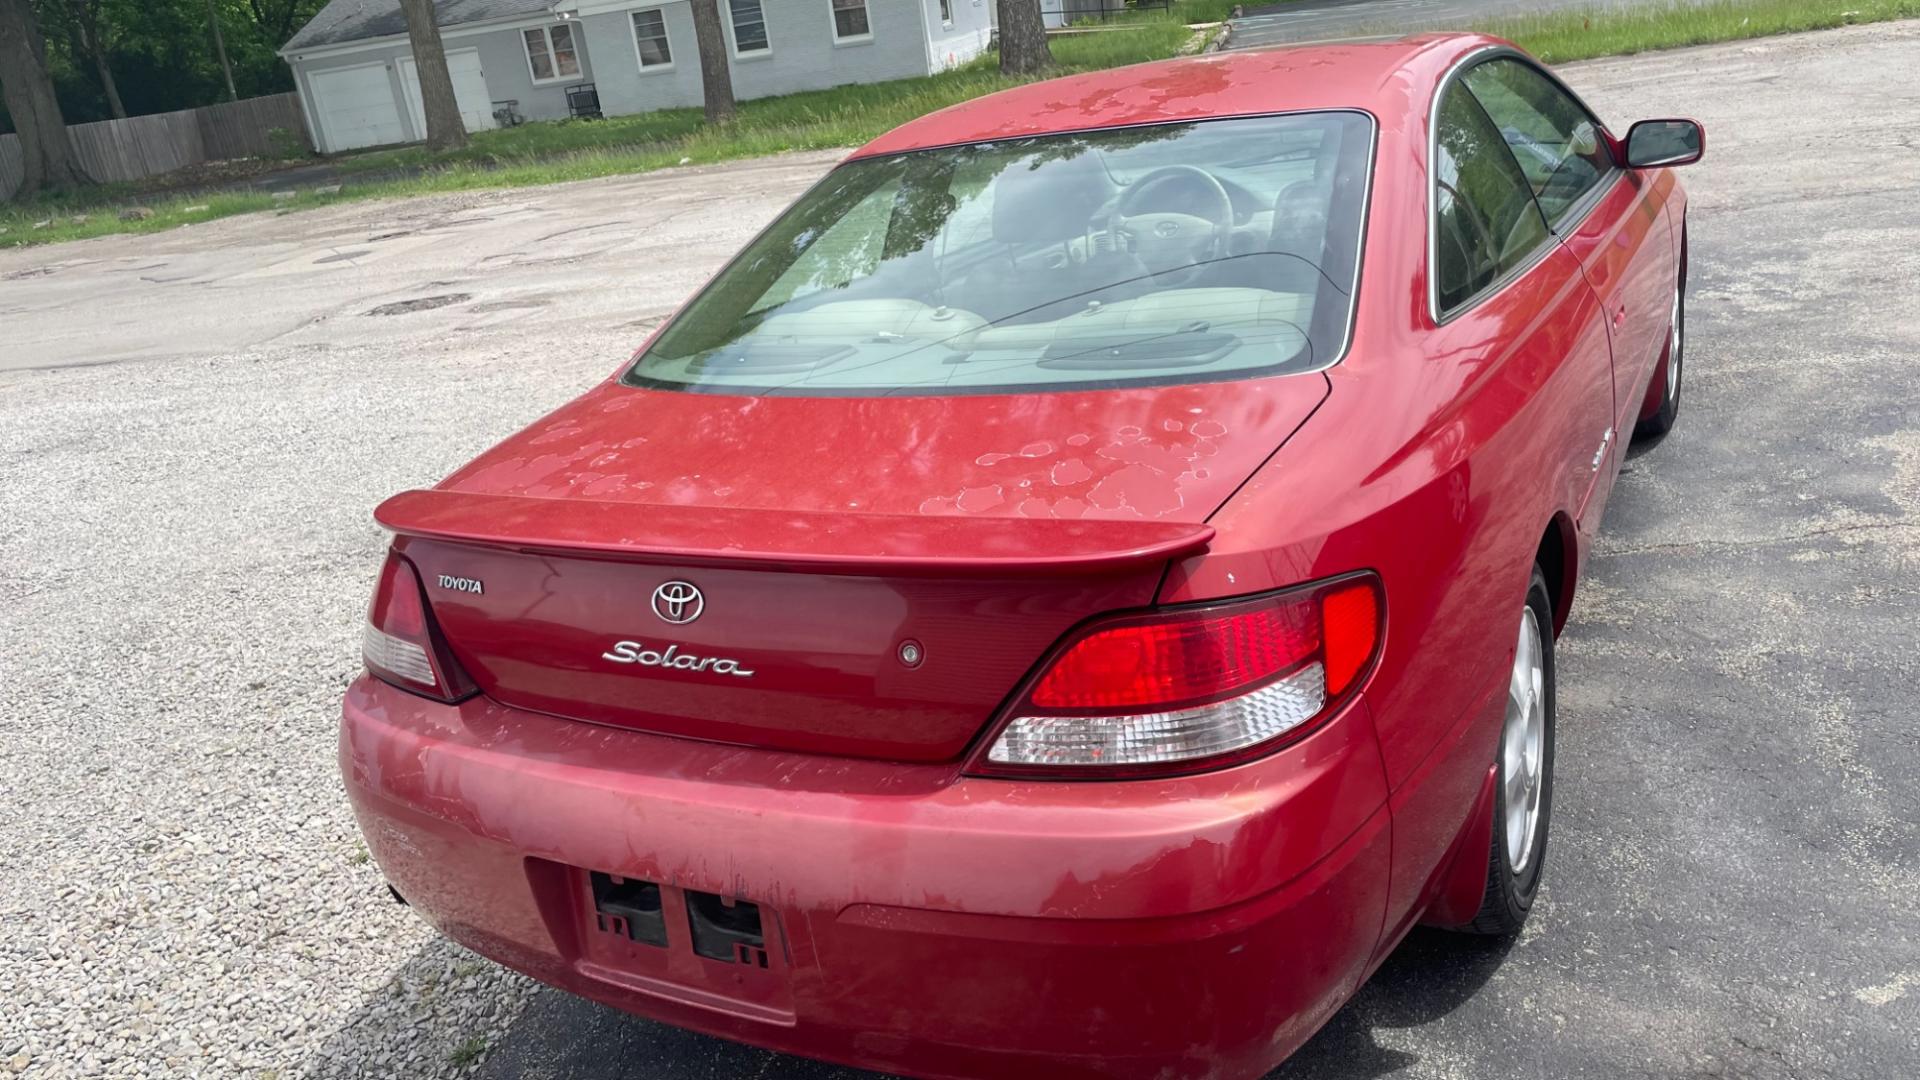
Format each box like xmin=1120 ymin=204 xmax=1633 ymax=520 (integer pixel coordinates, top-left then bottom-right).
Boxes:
xmin=626 ymin=111 xmax=1374 ymax=396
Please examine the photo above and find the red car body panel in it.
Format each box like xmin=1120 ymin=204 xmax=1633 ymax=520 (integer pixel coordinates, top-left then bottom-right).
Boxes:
xmin=344 ymin=676 xmax=1391 ymax=1079
xmin=373 ymin=489 xmax=1219 ymax=573
xmin=431 ymin=373 xmax=1329 ymax=523
xmin=342 ymin=33 xmax=1692 ymax=1079
xmin=392 ymin=530 xmax=1171 ymax=760
xmin=386 ymin=325 xmax=1328 ymax=761
xmin=1558 ymin=167 xmax=1680 ymax=524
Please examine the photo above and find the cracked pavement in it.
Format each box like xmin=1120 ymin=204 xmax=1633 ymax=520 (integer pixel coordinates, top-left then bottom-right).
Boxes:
xmin=2 ymin=20 xmax=1917 ymax=1080
xmin=0 ymin=152 xmax=841 ymax=375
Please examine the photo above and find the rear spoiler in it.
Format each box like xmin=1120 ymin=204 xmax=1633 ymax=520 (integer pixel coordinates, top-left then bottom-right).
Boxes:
xmin=375 ymin=489 xmax=1213 ymax=576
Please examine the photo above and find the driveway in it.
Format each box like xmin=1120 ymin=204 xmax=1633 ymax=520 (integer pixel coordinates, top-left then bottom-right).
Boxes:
xmin=0 ymin=151 xmax=846 ymax=375
xmin=3 ymin=21 xmax=1918 ymax=1080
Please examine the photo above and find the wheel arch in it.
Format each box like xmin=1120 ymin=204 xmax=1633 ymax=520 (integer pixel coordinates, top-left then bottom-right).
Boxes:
xmin=1536 ymin=512 xmax=1577 ymax=636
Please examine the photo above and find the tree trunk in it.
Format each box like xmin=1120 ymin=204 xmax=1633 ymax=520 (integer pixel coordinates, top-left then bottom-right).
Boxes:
xmin=0 ymin=0 xmax=89 ymax=199
xmin=396 ymin=0 xmax=468 ymax=151
xmin=63 ymin=1 xmax=126 ymax=118
xmin=205 ymin=0 xmax=237 ymax=102
xmin=996 ymin=0 xmax=1052 ymax=76
xmin=93 ymin=45 xmax=127 ymax=117
xmin=689 ymin=0 xmax=735 ymax=125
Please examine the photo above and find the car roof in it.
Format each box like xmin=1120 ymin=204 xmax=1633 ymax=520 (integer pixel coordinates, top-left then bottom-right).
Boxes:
xmin=851 ymin=33 xmax=1506 ymax=159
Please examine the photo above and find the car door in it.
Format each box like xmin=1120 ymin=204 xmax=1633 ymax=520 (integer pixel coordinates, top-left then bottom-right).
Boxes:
xmin=1462 ymin=55 xmax=1676 ymax=530
xmin=1371 ymin=71 xmax=1618 ymax=951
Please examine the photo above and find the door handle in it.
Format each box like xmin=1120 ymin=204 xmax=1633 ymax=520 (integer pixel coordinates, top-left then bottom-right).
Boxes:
xmin=1612 ymin=306 xmax=1627 ymax=328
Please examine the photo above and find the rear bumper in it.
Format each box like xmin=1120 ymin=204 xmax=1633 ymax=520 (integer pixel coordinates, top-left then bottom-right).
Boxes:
xmin=340 ymin=675 xmax=1392 ymax=1080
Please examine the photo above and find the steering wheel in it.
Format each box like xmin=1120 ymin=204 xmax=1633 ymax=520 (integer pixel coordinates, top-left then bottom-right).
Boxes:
xmin=1112 ymin=165 xmax=1235 ymax=288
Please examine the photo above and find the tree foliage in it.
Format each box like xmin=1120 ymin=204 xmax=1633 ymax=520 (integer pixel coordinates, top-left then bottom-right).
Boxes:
xmin=0 ymin=0 xmax=326 ymax=132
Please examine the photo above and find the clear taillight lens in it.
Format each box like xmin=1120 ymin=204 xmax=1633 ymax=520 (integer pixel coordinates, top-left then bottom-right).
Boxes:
xmin=974 ymin=574 xmax=1382 ymax=778
xmin=362 ymin=623 xmax=436 ymax=686
xmin=363 ymin=551 xmax=476 ymax=703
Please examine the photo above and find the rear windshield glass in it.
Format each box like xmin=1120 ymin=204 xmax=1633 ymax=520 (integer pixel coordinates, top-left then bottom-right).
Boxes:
xmin=625 ymin=111 xmax=1374 ymax=396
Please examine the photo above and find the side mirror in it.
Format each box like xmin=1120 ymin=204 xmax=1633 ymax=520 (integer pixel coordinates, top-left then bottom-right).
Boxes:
xmin=1625 ymin=119 xmax=1704 ymax=168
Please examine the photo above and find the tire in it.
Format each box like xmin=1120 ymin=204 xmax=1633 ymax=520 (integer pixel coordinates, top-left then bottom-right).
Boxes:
xmin=1464 ymin=566 xmax=1557 ymax=936
xmin=1634 ymin=242 xmax=1687 ymax=441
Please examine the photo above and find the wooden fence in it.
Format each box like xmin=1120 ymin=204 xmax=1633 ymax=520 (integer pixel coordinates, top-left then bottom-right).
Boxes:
xmin=0 ymin=91 xmax=310 ymax=201
xmin=196 ymin=92 xmax=309 ymax=161
xmin=0 ymin=138 xmax=21 ymax=200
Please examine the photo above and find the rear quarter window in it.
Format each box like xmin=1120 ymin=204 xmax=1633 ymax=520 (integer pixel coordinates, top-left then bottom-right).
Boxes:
xmin=1432 ymin=81 xmax=1552 ymax=317
xmin=1461 ymin=57 xmax=1615 ymax=226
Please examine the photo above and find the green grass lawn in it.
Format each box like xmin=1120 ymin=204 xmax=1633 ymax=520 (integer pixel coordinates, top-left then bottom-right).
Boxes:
xmin=1481 ymin=0 xmax=1920 ymax=61
xmin=2 ymin=0 xmax=1916 ymax=249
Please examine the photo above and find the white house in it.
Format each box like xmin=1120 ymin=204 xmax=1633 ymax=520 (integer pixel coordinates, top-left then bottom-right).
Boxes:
xmin=281 ymin=0 xmax=995 ymax=154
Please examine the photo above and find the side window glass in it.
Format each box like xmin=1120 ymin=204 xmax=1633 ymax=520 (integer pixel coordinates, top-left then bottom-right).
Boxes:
xmin=1462 ymin=58 xmax=1614 ymax=225
xmin=1433 ymin=83 xmax=1551 ymax=315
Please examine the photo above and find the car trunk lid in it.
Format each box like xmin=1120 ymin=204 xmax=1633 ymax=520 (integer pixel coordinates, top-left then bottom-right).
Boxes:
xmin=381 ymin=376 xmax=1327 ymax=761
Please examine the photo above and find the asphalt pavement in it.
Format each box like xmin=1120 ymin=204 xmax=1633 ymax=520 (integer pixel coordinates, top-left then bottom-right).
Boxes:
xmin=2 ymin=20 xmax=1917 ymax=1080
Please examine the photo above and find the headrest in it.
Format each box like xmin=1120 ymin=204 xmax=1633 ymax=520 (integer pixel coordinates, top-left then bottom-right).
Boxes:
xmin=1268 ymin=177 xmax=1331 ymax=257
xmin=992 ymin=152 xmax=1111 ymax=246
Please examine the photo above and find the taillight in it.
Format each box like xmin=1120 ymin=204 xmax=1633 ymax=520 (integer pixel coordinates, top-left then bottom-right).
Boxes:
xmin=971 ymin=574 xmax=1383 ymax=779
xmin=363 ymin=551 xmax=476 ymax=703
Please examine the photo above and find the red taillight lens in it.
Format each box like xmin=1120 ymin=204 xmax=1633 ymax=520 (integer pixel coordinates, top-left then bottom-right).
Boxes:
xmin=1029 ymin=602 xmax=1319 ymax=711
xmin=974 ymin=573 xmax=1383 ymax=778
xmin=363 ymin=551 xmax=476 ymax=703
xmin=1321 ymin=580 xmax=1379 ymax=696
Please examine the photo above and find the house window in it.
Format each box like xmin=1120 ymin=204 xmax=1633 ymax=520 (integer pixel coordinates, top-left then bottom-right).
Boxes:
xmin=523 ymin=24 xmax=581 ymax=82
xmin=939 ymin=0 xmax=953 ymax=23
xmin=729 ymin=0 xmax=769 ymax=54
xmin=631 ymin=9 xmax=672 ymax=68
xmin=832 ymin=0 xmax=872 ymax=40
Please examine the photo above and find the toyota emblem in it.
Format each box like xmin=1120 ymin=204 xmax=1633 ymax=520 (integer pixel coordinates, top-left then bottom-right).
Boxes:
xmin=651 ymin=581 xmax=704 ymax=625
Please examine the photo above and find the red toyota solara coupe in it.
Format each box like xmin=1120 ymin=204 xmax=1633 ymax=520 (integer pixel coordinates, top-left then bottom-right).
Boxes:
xmin=343 ymin=33 xmax=1701 ymax=1079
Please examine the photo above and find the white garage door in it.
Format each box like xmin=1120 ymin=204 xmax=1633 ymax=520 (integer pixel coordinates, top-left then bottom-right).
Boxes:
xmin=398 ymin=50 xmax=497 ymax=139
xmin=308 ymin=62 xmax=407 ymax=153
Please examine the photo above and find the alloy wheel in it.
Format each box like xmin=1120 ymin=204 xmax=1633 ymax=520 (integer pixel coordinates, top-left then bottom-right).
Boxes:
xmin=1666 ymin=283 xmax=1683 ymax=401
xmin=1502 ymin=606 xmax=1547 ymax=875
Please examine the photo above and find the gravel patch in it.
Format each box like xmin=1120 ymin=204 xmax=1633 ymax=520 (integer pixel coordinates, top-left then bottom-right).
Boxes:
xmin=0 ymin=334 xmax=629 ymax=1078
